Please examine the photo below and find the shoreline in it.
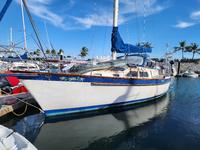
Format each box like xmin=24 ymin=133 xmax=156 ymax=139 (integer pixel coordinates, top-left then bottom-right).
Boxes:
xmin=174 ymin=62 xmax=200 ymax=74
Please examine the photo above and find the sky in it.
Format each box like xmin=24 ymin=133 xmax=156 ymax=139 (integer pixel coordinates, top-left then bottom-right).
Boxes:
xmin=1 ymin=0 xmax=200 ymax=59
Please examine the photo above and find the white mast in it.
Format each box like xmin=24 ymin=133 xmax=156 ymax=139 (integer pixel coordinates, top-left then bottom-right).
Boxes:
xmin=112 ymin=0 xmax=119 ymax=60
xmin=9 ymin=27 xmax=13 ymax=57
xmin=113 ymin=0 xmax=119 ymax=28
xmin=9 ymin=27 xmax=13 ymax=45
xmin=20 ymin=0 xmax=27 ymax=50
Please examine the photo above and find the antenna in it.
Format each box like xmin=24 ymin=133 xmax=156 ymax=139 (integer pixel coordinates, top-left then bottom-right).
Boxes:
xmin=9 ymin=27 xmax=13 ymax=45
xmin=166 ymin=43 xmax=169 ymax=52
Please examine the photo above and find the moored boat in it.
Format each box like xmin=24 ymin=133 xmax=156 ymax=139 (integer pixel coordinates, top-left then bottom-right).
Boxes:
xmin=9 ymin=62 xmax=40 ymax=72
xmin=20 ymin=71 xmax=170 ymax=117
xmin=0 ymin=125 xmax=37 ymax=150
xmin=0 ymin=0 xmax=171 ymax=117
xmin=182 ymin=70 xmax=198 ymax=78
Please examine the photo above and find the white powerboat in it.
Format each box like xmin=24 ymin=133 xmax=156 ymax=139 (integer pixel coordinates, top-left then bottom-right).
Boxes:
xmin=182 ymin=70 xmax=198 ymax=78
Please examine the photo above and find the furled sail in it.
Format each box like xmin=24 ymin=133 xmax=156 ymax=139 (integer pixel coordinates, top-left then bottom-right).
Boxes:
xmin=111 ymin=27 xmax=152 ymax=54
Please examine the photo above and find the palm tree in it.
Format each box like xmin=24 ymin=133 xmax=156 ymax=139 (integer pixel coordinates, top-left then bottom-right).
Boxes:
xmin=34 ymin=49 xmax=40 ymax=56
xmin=79 ymin=47 xmax=88 ymax=58
xmin=46 ymin=49 xmax=50 ymax=55
xmin=141 ymin=42 xmax=153 ymax=48
xmin=51 ymin=49 xmax=57 ymax=56
xmin=174 ymin=41 xmax=187 ymax=59
xmin=190 ymin=43 xmax=199 ymax=60
xmin=58 ymin=49 xmax=64 ymax=55
xmin=136 ymin=42 xmax=153 ymax=48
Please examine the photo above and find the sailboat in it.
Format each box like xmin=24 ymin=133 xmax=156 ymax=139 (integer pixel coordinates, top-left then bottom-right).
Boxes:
xmin=1 ymin=0 xmax=171 ymax=117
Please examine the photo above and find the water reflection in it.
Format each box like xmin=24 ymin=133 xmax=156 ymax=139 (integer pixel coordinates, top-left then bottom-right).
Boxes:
xmin=2 ymin=113 xmax=44 ymax=143
xmin=2 ymin=94 xmax=169 ymax=150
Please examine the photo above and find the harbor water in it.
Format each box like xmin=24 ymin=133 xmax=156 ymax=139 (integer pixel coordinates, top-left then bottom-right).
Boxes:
xmin=2 ymin=77 xmax=200 ymax=150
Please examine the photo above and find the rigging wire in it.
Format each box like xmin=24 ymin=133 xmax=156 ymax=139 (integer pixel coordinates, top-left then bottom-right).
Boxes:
xmin=89 ymin=2 xmax=98 ymax=59
xmin=143 ymin=0 xmax=147 ymax=43
xmin=102 ymin=26 xmax=108 ymax=56
xmin=1 ymin=89 xmax=44 ymax=113
xmin=125 ymin=20 xmax=131 ymax=54
xmin=89 ymin=26 xmax=95 ymax=59
xmin=135 ymin=0 xmax=141 ymax=44
xmin=44 ymin=21 xmax=51 ymax=50
xmin=21 ymin=0 xmax=47 ymax=60
xmin=22 ymin=0 xmax=51 ymax=71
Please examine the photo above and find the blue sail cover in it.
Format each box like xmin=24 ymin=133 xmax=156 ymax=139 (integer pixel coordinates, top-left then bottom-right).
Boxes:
xmin=111 ymin=27 xmax=152 ymax=53
xmin=20 ymin=52 xmax=29 ymax=60
xmin=0 ymin=0 xmax=13 ymax=22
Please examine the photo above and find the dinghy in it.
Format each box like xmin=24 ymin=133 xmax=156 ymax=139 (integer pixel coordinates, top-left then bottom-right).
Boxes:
xmin=0 ymin=125 xmax=37 ymax=150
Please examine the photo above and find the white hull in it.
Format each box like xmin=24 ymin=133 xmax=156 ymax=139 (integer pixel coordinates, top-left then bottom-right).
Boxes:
xmin=183 ymin=70 xmax=199 ymax=78
xmin=183 ymin=73 xmax=198 ymax=78
xmin=22 ymin=78 xmax=171 ymax=116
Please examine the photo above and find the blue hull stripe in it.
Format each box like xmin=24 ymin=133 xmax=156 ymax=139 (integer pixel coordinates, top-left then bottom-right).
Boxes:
xmin=0 ymin=73 xmax=171 ymax=85
xmin=45 ymin=92 xmax=167 ymax=117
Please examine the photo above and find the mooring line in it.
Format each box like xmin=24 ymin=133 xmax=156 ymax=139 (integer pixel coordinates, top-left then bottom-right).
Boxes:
xmin=1 ymin=90 xmax=44 ymax=113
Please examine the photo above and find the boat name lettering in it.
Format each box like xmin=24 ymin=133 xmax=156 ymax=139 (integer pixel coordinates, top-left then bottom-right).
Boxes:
xmin=59 ymin=76 xmax=84 ymax=81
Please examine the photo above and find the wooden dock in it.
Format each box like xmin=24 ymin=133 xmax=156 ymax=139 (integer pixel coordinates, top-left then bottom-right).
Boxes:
xmin=0 ymin=105 xmax=13 ymax=117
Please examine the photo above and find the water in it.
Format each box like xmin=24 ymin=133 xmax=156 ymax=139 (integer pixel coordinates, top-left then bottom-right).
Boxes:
xmin=2 ymin=77 xmax=200 ymax=150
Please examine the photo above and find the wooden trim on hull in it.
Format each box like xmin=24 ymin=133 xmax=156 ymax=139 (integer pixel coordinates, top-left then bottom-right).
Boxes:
xmin=91 ymin=82 xmax=170 ymax=86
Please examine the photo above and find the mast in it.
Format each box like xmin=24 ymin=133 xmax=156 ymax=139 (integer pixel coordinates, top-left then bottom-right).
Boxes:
xmin=20 ymin=0 xmax=27 ymax=50
xmin=9 ymin=27 xmax=13 ymax=56
xmin=113 ymin=0 xmax=119 ymax=28
xmin=112 ymin=0 xmax=119 ymax=60
xmin=9 ymin=27 xmax=13 ymax=45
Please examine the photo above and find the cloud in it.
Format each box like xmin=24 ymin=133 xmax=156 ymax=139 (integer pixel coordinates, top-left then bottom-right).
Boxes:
xmin=174 ymin=21 xmax=195 ymax=29
xmin=174 ymin=9 xmax=200 ymax=29
xmin=72 ymin=0 xmax=168 ymax=29
xmin=28 ymin=0 xmax=66 ymax=28
xmin=16 ymin=0 xmax=66 ymax=29
xmin=72 ymin=13 xmax=113 ymax=29
xmin=72 ymin=11 xmax=128 ymax=28
xmin=16 ymin=0 xmax=167 ymax=30
xmin=191 ymin=10 xmax=200 ymax=20
xmin=120 ymin=0 xmax=166 ymax=16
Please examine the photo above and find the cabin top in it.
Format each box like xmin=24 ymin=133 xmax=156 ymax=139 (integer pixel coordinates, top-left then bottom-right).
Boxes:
xmin=83 ymin=66 xmax=165 ymax=79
